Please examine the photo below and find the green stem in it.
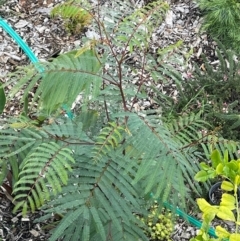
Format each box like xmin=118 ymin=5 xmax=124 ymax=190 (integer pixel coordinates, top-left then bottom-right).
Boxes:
xmin=235 ymin=184 xmax=239 ymax=233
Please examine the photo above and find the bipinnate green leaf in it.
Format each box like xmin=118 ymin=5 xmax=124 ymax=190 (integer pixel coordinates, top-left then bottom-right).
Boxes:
xmin=211 ymin=149 xmax=222 ymax=168
xmin=90 ymin=207 xmax=106 ymax=241
xmin=41 ymin=49 xmax=102 ymax=113
xmin=115 ymin=1 xmax=169 ymax=52
xmin=76 ymin=110 xmax=99 ymax=131
xmin=6 ymin=49 xmax=102 ymax=115
xmin=93 ymin=122 xmax=125 ymax=160
xmin=49 ymin=208 xmax=84 ymax=241
xmin=221 ymin=181 xmax=234 ymax=191
xmin=12 ymin=142 xmax=75 ymax=215
xmin=82 ymin=208 xmax=90 ymax=241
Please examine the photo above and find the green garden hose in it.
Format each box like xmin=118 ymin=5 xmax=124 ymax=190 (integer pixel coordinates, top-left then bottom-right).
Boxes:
xmin=0 ymin=15 xmax=219 ymax=240
xmin=163 ymin=201 xmax=218 ymax=238
xmin=148 ymin=191 xmax=218 ymax=238
xmin=0 ymin=17 xmax=39 ymax=64
xmin=0 ymin=16 xmax=73 ymax=119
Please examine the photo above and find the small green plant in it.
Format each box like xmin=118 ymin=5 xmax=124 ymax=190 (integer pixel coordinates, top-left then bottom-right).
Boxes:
xmin=176 ymin=41 xmax=240 ymax=142
xmin=197 ymin=0 xmax=240 ymax=52
xmin=192 ymin=149 xmax=240 ymax=241
xmin=51 ymin=1 xmax=92 ymax=34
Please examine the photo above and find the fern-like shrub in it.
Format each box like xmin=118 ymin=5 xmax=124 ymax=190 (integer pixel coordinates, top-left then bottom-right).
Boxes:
xmin=51 ymin=0 xmax=92 ymax=34
xmin=197 ymin=0 xmax=240 ymax=52
xmin=1 ymin=0 xmax=234 ymax=240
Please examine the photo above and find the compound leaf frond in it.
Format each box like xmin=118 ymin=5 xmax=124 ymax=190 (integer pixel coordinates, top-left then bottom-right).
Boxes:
xmin=12 ymin=142 xmax=74 ymax=216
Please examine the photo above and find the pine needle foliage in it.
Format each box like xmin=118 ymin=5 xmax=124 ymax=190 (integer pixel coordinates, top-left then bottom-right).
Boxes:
xmin=197 ymin=0 xmax=240 ymax=52
xmin=2 ymin=0 xmax=238 ymax=240
xmin=189 ymin=41 xmax=240 ymax=140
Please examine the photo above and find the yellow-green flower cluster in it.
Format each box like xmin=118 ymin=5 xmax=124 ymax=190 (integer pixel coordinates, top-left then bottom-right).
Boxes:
xmin=140 ymin=205 xmax=174 ymax=241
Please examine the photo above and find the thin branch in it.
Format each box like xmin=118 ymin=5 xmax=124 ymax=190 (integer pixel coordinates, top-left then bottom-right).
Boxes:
xmin=101 ymin=72 xmax=111 ymax=122
xmin=130 ymin=48 xmax=148 ymax=111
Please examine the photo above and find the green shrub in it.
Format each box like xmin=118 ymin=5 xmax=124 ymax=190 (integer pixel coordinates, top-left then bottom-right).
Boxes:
xmin=197 ymin=0 xmax=240 ymax=52
xmin=179 ymin=41 xmax=240 ymax=142
xmin=146 ymin=39 xmax=240 ymax=155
